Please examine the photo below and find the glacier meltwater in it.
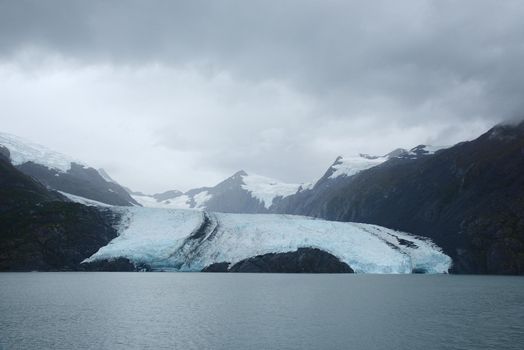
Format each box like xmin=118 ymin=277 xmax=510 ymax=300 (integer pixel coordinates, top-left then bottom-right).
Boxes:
xmin=83 ymin=207 xmax=452 ymax=273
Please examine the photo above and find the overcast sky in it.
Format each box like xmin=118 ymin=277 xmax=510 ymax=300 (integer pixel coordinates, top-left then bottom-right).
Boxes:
xmin=1 ymin=0 xmax=523 ymax=193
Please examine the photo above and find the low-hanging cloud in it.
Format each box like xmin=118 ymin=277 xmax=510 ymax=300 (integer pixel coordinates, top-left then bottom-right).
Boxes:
xmin=0 ymin=0 xmax=523 ymax=192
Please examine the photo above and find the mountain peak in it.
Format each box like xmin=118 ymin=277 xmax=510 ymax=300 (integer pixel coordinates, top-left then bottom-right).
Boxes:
xmin=232 ymin=170 xmax=248 ymax=177
xmin=385 ymin=148 xmax=408 ymax=158
xmin=407 ymin=145 xmax=448 ymax=157
xmin=487 ymin=120 xmax=524 ymax=141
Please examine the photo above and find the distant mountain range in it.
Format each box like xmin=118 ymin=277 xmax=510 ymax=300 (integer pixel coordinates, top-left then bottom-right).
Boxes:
xmin=130 ymin=170 xmax=311 ymax=213
xmin=127 ymin=145 xmax=446 ymax=213
xmin=0 ymin=131 xmax=446 ymax=214
xmin=1 ymin=122 xmax=523 ymax=274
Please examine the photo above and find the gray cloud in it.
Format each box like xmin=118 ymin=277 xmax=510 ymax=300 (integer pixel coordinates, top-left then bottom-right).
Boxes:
xmin=0 ymin=0 xmax=523 ymax=192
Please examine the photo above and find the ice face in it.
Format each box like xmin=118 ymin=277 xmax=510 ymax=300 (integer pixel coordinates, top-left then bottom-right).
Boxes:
xmin=84 ymin=207 xmax=203 ymax=267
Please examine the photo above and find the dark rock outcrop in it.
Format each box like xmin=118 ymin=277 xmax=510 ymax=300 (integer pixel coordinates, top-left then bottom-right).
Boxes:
xmin=152 ymin=190 xmax=184 ymax=202
xmin=202 ymin=262 xmax=230 ymax=272
xmin=17 ymin=162 xmax=138 ymax=206
xmin=0 ymin=145 xmax=10 ymax=160
xmin=82 ymin=257 xmax=150 ymax=272
xmin=0 ymin=203 xmax=120 ymax=271
xmin=203 ymin=248 xmax=354 ymax=273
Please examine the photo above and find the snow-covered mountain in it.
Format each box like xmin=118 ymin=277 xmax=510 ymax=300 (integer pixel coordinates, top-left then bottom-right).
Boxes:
xmin=0 ymin=132 xmax=138 ymax=206
xmin=129 ymin=144 xmax=449 ymax=214
xmin=1 ymin=131 xmax=450 ymax=214
xmin=321 ymin=145 xmax=448 ymax=182
xmin=269 ymin=145 xmax=450 ymax=215
xmin=130 ymin=170 xmax=309 ymax=213
xmin=399 ymin=144 xmax=449 ymax=159
xmin=83 ymin=206 xmax=452 ymax=273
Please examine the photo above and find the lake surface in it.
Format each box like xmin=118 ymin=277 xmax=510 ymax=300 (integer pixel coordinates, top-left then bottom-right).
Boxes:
xmin=0 ymin=273 xmax=523 ymax=350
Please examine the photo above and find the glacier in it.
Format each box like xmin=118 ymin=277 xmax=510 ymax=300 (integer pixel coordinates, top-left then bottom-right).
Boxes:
xmin=84 ymin=207 xmax=452 ymax=274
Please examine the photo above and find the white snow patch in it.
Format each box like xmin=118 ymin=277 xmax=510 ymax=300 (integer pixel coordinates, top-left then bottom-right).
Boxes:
xmin=298 ymin=182 xmax=314 ymax=192
xmin=241 ymin=173 xmax=303 ymax=208
xmin=0 ymin=132 xmax=86 ymax=172
xmin=131 ymin=194 xmax=192 ymax=210
xmin=193 ymin=190 xmax=212 ymax=209
xmin=98 ymin=168 xmax=116 ymax=183
xmin=329 ymin=155 xmax=388 ymax=179
xmin=58 ymin=191 xmax=113 ymax=207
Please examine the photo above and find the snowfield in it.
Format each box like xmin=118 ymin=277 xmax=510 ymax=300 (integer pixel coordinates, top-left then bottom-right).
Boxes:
xmin=0 ymin=132 xmax=86 ymax=172
xmin=59 ymin=191 xmax=113 ymax=207
xmin=329 ymin=155 xmax=388 ymax=179
xmin=131 ymin=193 xmax=192 ymax=209
xmin=241 ymin=173 xmax=304 ymax=208
xmin=84 ymin=207 xmax=452 ymax=273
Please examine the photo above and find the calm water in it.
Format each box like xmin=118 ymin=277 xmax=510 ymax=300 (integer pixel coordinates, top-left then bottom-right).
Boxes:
xmin=0 ymin=273 xmax=523 ymax=350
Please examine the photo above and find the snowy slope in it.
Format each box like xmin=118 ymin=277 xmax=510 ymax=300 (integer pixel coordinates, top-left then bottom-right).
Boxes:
xmin=59 ymin=191 xmax=113 ymax=207
xmin=97 ymin=168 xmax=117 ymax=183
xmin=131 ymin=193 xmax=192 ymax=209
xmin=85 ymin=207 xmax=452 ymax=273
xmin=328 ymin=155 xmax=389 ymax=179
xmin=241 ymin=173 xmax=304 ymax=208
xmin=193 ymin=190 xmax=212 ymax=208
xmin=0 ymin=132 xmax=85 ymax=172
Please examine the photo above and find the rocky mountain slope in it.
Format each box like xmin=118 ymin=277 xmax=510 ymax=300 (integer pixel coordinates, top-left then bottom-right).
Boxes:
xmin=0 ymin=133 xmax=138 ymax=206
xmin=279 ymin=122 xmax=524 ymax=274
xmin=270 ymin=145 xmax=446 ymax=216
xmin=0 ymin=146 xmax=119 ymax=271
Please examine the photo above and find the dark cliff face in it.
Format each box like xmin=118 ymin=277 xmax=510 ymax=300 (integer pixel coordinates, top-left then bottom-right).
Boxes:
xmin=0 ymin=152 xmax=120 ymax=271
xmin=16 ymin=162 xmax=138 ymax=206
xmin=280 ymin=122 xmax=524 ymax=275
xmin=0 ymin=203 xmax=120 ymax=271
